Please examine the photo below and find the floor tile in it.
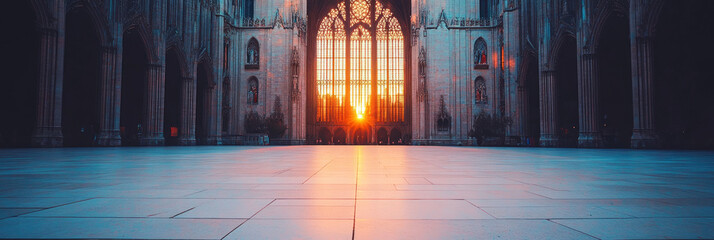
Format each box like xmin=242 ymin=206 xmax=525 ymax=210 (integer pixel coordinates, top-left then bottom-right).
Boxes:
xmin=553 ymin=218 xmax=714 ymax=239
xmin=253 ymin=205 xmax=354 ymax=219
xmin=0 ymin=217 xmax=244 ymax=239
xmin=224 ymin=219 xmax=353 ymax=240
xmin=356 ymin=200 xmax=493 ymax=219
xmin=0 ymin=197 xmax=88 ymax=208
xmin=175 ymin=199 xmax=274 ymax=219
xmin=0 ymin=209 xmax=40 ymax=219
xmin=481 ymin=206 xmax=631 ymax=219
xmin=24 ymin=198 xmax=207 ymax=218
xmin=354 ymin=219 xmax=597 ymax=240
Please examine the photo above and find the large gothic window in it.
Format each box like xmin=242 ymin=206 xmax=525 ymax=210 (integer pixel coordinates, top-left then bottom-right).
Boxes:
xmin=246 ymin=38 xmax=259 ymax=69
xmin=474 ymin=38 xmax=488 ymax=69
xmin=316 ymin=0 xmax=404 ymax=123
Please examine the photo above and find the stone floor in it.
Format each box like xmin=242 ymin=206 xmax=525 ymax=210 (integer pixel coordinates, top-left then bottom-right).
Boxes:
xmin=0 ymin=146 xmax=713 ymax=239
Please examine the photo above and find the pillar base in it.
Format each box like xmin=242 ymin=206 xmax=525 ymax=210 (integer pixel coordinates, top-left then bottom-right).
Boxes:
xmin=578 ymin=132 xmax=603 ymax=148
xmin=178 ymin=137 xmax=197 ymax=146
xmin=31 ymin=127 xmax=63 ymax=147
xmin=139 ymin=136 xmax=165 ymax=146
xmin=631 ymin=129 xmax=659 ymax=149
xmin=539 ymin=134 xmax=558 ymax=147
xmin=203 ymin=136 xmax=222 ymax=145
xmin=97 ymin=130 xmax=121 ymax=147
xmin=505 ymin=136 xmax=524 ymax=146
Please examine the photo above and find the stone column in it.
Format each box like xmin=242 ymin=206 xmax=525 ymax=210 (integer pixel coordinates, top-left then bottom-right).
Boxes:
xmin=205 ymin=2 xmax=225 ymax=145
xmin=539 ymin=70 xmax=558 ymax=147
xmin=517 ymin=85 xmax=528 ymax=144
xmin=179 ymin=75 xmax=197 ymax=145
xmin=629 ymin=1 xmax=659 ymax=148
xmin=96 ymin=45 xmax=122 ymax=146
xmin=32 ymin=26 xmax=64 ymax=147
xmin=139 ymin=0 xmax=167 ymax=146
xmin=503 ymin=1 xmax=523 ymax=146
xmin=577 ymin=52 xmax=602 ymax=147
xmin=140 ymin=63 xmax=166 ymax=145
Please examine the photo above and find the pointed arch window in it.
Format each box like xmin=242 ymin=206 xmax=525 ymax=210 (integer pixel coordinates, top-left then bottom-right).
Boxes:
xmin=479 ymin=0 xmax=490 ymax=19
xmin=316 ymin=0 xmax=405 ymax=123
xmin=246 ymin=38 xmax=259 ymax=69
xmin=243 ymin=0 xmax=254 ymax=20
xmin=475 ymin=77 xmax=487 ymax=103
xmin=474 ymin=38 xmax=488 ymax=69
xmin=247 ymin=77 xmax=259 ymax=105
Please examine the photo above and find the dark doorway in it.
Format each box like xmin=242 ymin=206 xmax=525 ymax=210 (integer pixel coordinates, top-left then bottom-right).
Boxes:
xmin=318 ymin=127 xmax=332 ymax=144
xmin=377 ymin=128 xmax=388 ymax=145
xmin=353 ymin=127 xmax=369 ymax=145
xmin=555 ymin=37 xmax=579 ymax=147
xmin=334 ymin=128 xmax=346 ymax=145
xmin=196 ymin=62 xmax=210 ymax=145
xmin=525 ymin=55 xmax=540 ymax=146
xmin=597 ymin=14 xmax=632 ymax=148
xmin=0 ymin=1 xmax=38 ymax=147
xmin=164 ymin=49 xmax=182 ymax=146
xmin=62 ymin=9 xmax=101 ymax=147
xmin=389 ymin=128 xmax=402 ymax=145
xmin=653 ymin=0 xmax=714 ymax=149
xmin=120 ymin=29 xmax=147 ymax=146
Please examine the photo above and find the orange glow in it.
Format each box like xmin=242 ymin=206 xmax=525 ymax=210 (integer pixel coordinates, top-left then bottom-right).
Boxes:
xmin=316 ymin=0 xmax=404 ymax=123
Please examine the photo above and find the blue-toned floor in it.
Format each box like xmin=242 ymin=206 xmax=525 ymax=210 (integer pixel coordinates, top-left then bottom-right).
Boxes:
xmin=0 ymin=146 xmax=713 ymax=239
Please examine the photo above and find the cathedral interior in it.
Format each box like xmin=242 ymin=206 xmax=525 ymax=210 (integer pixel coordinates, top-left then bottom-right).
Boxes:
xmin=1 ymin=1 xmax=714 ymax=239
xmin=1 ymin=0 xmax=713 ymax=149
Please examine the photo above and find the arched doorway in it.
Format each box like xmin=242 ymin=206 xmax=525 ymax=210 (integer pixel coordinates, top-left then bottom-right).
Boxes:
xmin=524 ymin=55 xmax=540 ymax=146
xmin=653 ymin=1 xmax=714 ymax=149
xmin=334 ymin=128 xmax=347 ymax=145
xmin=195 ymin=61 xmax=211 ymax=145
xmin=164 ymin=49 xmax=183 ymax=146
xmin=120 ymin=29 xmax=148 ymax=146
xmin=597 ymin=14 xmax=632 ymax=148
xmin=555 ymin=37 xmax=579 ymax=147
xmin=353 ymin=127 xmax=370 ymax=145
xmin=307 ymin=0 xmax=411 ymax=144
xmin=62 ymin=8 xmax=102 ymax=147
xmin=389 ymin=128 xmax=402 ymax=145
xmin=0 ymin=1 xmax=38 ymax=147
xmin=317 ymin=127 xmax=332 ymax=144
xmin=376 ymin=127 xmax=388 ymax=145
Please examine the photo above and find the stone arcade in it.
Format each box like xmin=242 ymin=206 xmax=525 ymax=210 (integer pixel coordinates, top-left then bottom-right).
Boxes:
xmin=1 ymin=0 xmax=713 ymax=148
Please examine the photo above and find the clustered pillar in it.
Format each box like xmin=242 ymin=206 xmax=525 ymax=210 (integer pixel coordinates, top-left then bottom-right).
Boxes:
xmin=31 ymin=22 xmax=64 ymax=147
xmin=538 ymin=70 xmax=558 ymax=147
xmin=179 ymin=76 xmax=197 ymax=145
xmin=629 ymin=0 xmax=659 ymax=148
xmin=96 ymin=45 xmax=122 ymax=146
xmin=140 ymin=63 xmax=166 ymax=145
xmin=577 ymin=52 xmax=601 ymax=148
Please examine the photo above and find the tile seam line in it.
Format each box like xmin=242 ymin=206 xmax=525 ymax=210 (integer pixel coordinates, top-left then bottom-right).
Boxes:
xmin=301 ymin=158 xmax=337 ymax=184
xmin=465 ymin=199 xmax=498 ymax=219
xmin=13 ymin=197 xmax=96 ymax=218
xmin=220 ymin=198 xmax=277 ymax=240
xmin=547 ymin=219 xmax=602 ymax=240
xmin=352 ymin=152 xmax=360 ymax=240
